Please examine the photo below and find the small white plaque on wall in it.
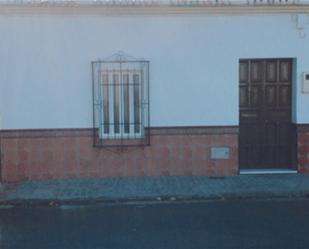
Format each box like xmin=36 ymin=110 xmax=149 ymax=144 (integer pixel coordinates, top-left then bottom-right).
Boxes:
xmin=302 ymin=72 xmax=309 ymax=94
xmin=210 ymin=147 xmax=230 ymax=160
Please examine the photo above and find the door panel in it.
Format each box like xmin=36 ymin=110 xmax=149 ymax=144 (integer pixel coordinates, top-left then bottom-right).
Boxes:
xmin=239 ymin=59 xmax=296 ymax=169
xmin=279 ymin=60 xmax=292 ymax=82
xmin=266 ymin=60 xmax=277 ymax=82
xmin=265 ymin=85 xmax=277 ymax=107
xmin=250 ymin=60 xmax=263 ymax=82
xmin=239 ymin=61 xmax=249 ymax=82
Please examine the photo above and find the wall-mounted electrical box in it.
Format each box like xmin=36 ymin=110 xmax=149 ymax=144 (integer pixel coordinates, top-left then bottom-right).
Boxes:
xmin=210 ymin=147 xmax=230 ymax=160
xmin=303 ymin=72 xmax=309 ymax=93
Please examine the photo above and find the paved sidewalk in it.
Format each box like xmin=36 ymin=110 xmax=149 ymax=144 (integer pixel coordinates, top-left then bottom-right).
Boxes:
xmin=1 ymin=174 xmax=309 ymax=205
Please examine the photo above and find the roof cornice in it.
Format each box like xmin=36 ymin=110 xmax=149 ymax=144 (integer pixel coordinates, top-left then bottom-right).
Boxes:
xmin=0 ymin=3 xmax=309 ymax=15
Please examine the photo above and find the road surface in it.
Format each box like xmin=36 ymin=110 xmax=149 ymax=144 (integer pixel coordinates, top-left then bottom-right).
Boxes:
xmin=1 ymin=199 xmax=309 ymax=249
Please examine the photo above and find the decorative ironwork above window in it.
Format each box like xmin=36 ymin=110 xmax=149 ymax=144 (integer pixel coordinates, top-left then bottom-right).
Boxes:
xmin=92 ymin=52 xmax=150 ymax=147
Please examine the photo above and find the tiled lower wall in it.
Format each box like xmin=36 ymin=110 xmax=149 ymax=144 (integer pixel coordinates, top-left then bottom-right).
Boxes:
xmin=0 ymin=127 xmax=239 ymax=182
xmin=298 ymin=125 xmax=309 ymax=173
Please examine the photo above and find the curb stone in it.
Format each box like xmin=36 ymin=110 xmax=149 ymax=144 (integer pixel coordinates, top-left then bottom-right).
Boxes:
xmin=1 ymin=192 xmax=309 ymax=208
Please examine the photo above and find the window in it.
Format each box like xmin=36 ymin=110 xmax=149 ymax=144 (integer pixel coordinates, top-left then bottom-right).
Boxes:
xmin=92 ymin=53 xmax=150 ymax=147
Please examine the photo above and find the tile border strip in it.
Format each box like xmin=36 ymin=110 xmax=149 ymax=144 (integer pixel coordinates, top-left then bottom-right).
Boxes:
xmin=0 ymin=126 xmax=239 ymax=139
xmin=149 ymin=126 xmax=239 ymax=135
xmin=1 ymin=124 xmax=308 ymax=138
xmin=0 ymin=128 xmax=93 ymax=139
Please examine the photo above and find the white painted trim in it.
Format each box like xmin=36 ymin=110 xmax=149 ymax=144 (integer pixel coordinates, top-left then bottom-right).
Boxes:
xmin=0 ymin=4 xmax=309 ymax=16
xmin=240 ymin=169 xmax=298 ymax=175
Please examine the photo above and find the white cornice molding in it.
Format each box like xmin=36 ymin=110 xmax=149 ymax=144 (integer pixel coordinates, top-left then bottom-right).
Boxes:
xmin=0 ymin=3 xmax=309 ymax=15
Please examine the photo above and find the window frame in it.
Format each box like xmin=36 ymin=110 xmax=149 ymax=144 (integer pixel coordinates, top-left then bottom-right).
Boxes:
xmin=91 ymin=56 xmax=150 ymax=147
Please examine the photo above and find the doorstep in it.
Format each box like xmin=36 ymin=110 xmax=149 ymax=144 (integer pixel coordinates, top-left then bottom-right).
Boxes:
xmin=240 ymin=169 xmax=298 ymax=175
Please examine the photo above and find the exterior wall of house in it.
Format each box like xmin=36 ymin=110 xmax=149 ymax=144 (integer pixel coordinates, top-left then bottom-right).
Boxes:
xmin=0 ymin=14 xmax=309 ymax=129
xmin=0 ymin=12 xmax=308 ymax=181
xmin=0 ymin=127 xmax=238 ymax=182
xmin=298 ymin=125 xmax=309 ymax=173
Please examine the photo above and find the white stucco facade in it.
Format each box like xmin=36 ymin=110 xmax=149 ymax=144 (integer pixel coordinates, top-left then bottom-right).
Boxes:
xmin=0 ymin=12 xmax=308 ymax=129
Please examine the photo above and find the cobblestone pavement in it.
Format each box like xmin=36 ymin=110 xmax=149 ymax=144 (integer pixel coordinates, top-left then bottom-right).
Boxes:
xmin=1 ymin=174 xmax=309 ymax=205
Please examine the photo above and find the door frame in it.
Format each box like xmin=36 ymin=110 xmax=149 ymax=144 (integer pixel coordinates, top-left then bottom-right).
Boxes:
xmin=238 ymin=57 xmax=298 ymax=172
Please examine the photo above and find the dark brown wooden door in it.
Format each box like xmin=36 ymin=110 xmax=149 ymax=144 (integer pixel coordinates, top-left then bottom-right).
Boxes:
xmin=239 ymin=59 xmax=296 ymax=169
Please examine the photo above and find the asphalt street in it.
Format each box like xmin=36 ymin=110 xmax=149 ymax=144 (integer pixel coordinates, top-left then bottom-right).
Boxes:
xmin=1 ymin=199 xmax=309 ymax=249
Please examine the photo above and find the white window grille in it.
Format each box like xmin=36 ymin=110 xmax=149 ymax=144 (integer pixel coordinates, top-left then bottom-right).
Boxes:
xmin=92 ymin=53 xmax=150 ymax=147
